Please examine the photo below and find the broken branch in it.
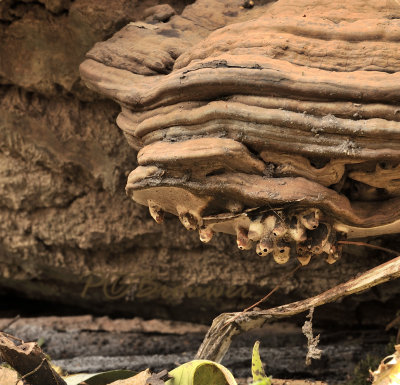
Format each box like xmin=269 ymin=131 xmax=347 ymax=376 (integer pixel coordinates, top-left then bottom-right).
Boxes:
xmin=0 ymin=332 xmax=66 ymax=385
xmin=196 ymin=255 xmax=400 ymax=362
xmin=224 ymin=264 xmax=301 ymax=326
xmin=1 ymin=316 xmax=20 ymax=332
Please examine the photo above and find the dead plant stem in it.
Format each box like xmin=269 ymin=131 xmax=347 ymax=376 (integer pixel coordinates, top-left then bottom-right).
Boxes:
xmin=16 ymin=358 xmax=46 ymax=385
xmin=338 ymin=240 xmax=399 ymax=256
xmin=224 ymin=264 xmax=301 ymax=326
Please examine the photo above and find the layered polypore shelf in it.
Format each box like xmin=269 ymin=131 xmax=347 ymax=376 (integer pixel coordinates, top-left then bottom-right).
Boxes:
xmin=125 ymin=137 xmax=399 ymax=264
xmin=80 ymin=0 xmax=400 ymax=264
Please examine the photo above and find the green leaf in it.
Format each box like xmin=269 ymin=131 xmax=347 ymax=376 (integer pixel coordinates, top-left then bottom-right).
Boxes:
xmin=251 ymin=341 xmax=271 ymax=385
xmin=166 ymin=360 xmax=237 ymax=385
xmin=36 ymin=337 xmax=45 ymax=347
xmin=64 ymin=369 xmax=137 ymax=385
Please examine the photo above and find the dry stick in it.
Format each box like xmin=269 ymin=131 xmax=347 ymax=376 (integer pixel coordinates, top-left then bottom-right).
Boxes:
xmin=1 ymin=331 xmax=24 ymax=343
xmin=0 ymin=332 xmax=67 ymax=385
xmin=386 ymin=314 xmax=400 ymax=331
xmin=196 ymin=255 xmax=400 ymax=362
xmin=338 ymin=240 xmax=399 ymax=256
xmin=224 ymin=264 xmax=302 ymax=326
xmin=16 ymin=357 xmax=46 ymax=385
xmin=1 ymin=315 xmax=20 ymax=332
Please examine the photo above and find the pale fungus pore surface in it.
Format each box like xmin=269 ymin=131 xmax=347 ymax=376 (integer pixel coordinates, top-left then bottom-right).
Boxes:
xmin=80 ymin=0 xmax=400 ymax=265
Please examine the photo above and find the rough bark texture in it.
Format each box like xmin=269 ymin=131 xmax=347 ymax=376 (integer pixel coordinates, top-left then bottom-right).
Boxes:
xmin=0 ymin=332 xmax=66 ymax=385
xmin=0 ymin=0 xmax=399 ymax=325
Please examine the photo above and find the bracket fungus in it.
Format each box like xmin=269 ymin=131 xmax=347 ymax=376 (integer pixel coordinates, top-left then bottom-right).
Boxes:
xmin=80 ymin=0 xmax=400 ymax=266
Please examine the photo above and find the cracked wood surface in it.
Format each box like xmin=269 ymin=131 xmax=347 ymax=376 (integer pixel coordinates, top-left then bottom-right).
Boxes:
xmin=0 ymin=333 xmax=66 ymax=385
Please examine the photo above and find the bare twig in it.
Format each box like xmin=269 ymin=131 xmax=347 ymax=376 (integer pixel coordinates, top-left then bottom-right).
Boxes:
xmin=386 ymin=313 xmax=400 ymax=344
xmin=1 ymin=332 xmax=24 ymax=343
xmin=196 ymin=255 xmax=400 ymax=362
xmin=1 ymin=316 xmax=20 ymax=332
xmin=224 ymin=264 xmax=301 ymax=326
xmin=338 ymin=241 xmax=399 ymax=256
xmin=386 ymin=314 xmax=400 ymax=331
xmin=17 ymin=357 xmax=46 ymax=385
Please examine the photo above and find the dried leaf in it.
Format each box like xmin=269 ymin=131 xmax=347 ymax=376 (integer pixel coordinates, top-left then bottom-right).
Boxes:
xmin=145 ymin=369 xmax=172 ymax=385
xmin=372 ymin=345 xmax=400 ymax=385
xmin=0 ymin=367 xmax=22 ymax=385
xmin=65 ymin=370 xmax=140 ymax=385
xmin=109 ymin=369 xmax=152 ymax=385
xmin=302 ymin=308 xmax=322 ymax=366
